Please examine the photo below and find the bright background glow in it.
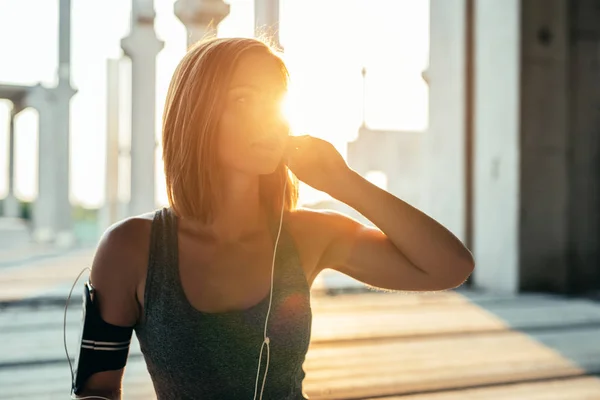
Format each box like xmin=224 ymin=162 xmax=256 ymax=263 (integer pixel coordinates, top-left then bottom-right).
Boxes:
xmin=0 ymin=0 xmax=429 ymax=208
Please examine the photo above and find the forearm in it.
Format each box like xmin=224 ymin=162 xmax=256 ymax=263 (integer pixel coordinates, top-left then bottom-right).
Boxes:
xmin=331 ymin=170 xmax=474 ymax=282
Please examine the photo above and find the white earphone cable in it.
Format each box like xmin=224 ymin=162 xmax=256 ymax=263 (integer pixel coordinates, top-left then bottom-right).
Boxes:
xmin=65 ymin=163 xmax=290 ymax=400
xmin=64 ymin=266 xmax=113 ymax=400
xmin=253 ymin=158 xmax=289 ymax=400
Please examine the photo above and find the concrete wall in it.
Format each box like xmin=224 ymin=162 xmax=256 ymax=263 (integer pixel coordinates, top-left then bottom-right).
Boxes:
xmin=425 ymin=0 xmax=467 ymax=242
xmin=517 ymin=0 xmax=600 ymax=294
xmin=519 ymin=0 xmax=570 ymax=292
xmin=567 ymin=0 xmax=600 ymax=294
xmin=472 ymin=0 xmax=521 ymax=293
xmin=473 ymin=0 xmax=600 ymax=294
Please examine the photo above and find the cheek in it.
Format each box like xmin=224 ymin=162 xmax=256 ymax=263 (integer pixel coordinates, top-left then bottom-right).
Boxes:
xmin=217 ymin=110 xmax=253 ymax=164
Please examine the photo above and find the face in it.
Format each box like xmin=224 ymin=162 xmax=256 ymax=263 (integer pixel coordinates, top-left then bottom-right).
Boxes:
xmin=217 ymin=51 xmax=289 ymax=175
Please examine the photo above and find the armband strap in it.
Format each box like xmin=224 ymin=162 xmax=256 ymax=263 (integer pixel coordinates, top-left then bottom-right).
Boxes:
xmin=72 ymin=281 xmax=134 ymax=395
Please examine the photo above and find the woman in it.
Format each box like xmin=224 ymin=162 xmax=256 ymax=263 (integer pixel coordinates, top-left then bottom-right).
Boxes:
xmin=75 ymin=37 xmax=474 ymax=400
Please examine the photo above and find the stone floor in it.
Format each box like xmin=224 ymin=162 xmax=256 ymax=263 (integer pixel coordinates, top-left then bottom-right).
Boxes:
xmin=1 ymin=250 xmax=600 ymax=399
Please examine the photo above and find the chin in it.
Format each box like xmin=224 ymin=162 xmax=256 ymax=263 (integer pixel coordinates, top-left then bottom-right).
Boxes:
xmin=254 ymin=160 xmax=282 ymax=176
xmin=248 ymin=151 xmax=284 ymax=175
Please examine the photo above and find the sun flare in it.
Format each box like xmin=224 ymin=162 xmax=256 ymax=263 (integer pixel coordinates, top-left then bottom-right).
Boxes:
xmin=281 ymin=87 xmax=305 ymax=137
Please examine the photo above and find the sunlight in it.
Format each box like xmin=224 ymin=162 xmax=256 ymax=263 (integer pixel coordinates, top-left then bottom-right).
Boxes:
xmin=281 ymin=81 xmax=307 ymax=137
xmin=0 ymin=0 xmax=429 ymax=209
xmin=281 ymin=91 xmax=294 ymax=133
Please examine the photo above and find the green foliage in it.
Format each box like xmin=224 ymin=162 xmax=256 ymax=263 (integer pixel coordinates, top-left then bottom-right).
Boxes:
xmin=72 ymin=205 xmax=99 ymax=222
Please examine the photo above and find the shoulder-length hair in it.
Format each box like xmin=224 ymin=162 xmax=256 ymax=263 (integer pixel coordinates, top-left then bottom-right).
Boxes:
xmin=162 ymin=37 xmax=298 ymax=223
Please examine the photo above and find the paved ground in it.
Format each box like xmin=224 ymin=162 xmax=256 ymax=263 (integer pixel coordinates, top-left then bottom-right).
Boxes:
xmin=1 ymin=249 xmax=600 ymax=399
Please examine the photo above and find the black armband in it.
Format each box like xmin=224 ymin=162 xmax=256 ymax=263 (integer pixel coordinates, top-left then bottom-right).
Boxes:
xmin=72 ymin=281 xmax=134 ymax=395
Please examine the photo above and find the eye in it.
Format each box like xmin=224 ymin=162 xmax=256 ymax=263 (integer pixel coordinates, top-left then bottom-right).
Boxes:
xmin=234 ymin=95 xmax=256 ymax=108
xmin=229 ymin=92 xmax=260 ymax=111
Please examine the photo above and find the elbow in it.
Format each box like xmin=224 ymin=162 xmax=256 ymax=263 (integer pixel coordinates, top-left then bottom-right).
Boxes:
xmin=447 ymin=253 xmax=475 ymax=289
xmin=460 ymin=248 xmax=475 ymax=275
xmin=430 ymin=253 xmax=475 ymax=290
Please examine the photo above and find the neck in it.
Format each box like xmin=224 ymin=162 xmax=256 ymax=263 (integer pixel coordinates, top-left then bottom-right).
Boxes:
xmin=214 ymin=174 xmax=264 ymax=239
xmin=178 ymin=171 xmax=270 ymax=241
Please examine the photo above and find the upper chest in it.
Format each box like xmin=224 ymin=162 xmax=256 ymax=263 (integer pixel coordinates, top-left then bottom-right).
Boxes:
xmin=136 ymin=210 xmax=332 ymax=313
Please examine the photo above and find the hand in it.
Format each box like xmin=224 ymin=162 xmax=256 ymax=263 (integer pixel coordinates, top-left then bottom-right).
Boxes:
xmin=284 ymin=135 xmax=353 ymax=196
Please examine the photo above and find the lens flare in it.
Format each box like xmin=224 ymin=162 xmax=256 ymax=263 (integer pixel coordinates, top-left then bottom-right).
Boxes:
xmin=280 ymin=90 xmax=303 ymax=136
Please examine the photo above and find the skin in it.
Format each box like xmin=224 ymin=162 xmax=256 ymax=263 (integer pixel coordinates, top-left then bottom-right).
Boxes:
xmin=77 ymin=51 xmax=475 ymax=398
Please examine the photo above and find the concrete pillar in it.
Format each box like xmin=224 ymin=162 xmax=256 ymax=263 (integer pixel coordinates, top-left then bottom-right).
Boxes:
xmin=473 ymin=0 xmax=570 ymax=293
xmin=472 ymin=0 xmax=521 ymax=293
xmin=519 ymin=0 xmax=570 ymax=292
xmin=4 ymin=107 xmax=20 ymax=218
xmin=567 ymin=1 xmax=600 ymax=294
xmin=174 ymin=0 xmax=230 ymax=48
xmin=121 ymin=0 xmax=164 ymax=217
xmin=26 ymin=84 xmax=57 ymax=243
xmin=19 ymin=0 xmax=75 ymax=245
xmin=51 ymin=0 xmax=77 ymax=247
xmin=99 ymin=59 xmax=121 ymax=233
xmin=254 ymin=0 xmax=280 ymax=49
xmin=424 ymin=0 xmax=467 ymax=241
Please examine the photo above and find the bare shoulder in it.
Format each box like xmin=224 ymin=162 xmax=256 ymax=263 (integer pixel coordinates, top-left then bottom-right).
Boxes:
xmin=283 ymin=207 xmax=363 ymax=284
xmin=90 ymin=211 xmax=155 ymax=326
xmin=284 ymin=207 xmax=333 ymax=242
xmin=285 ymin=206 xmax=363 ymax=236
xmin=95 ymin=211 xmax=154 ymax=262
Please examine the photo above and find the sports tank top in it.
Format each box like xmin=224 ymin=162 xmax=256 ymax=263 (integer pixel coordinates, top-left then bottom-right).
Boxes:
xmin=134 ymin=207 xmax=312 ymax=399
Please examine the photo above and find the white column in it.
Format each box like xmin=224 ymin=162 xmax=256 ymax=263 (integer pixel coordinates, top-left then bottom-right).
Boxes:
xmin=51 ymin=0 xmax=77 ymax=247
xmin=472 ymin=0 xmax=521 ymax=292
xmin=99 ymin=59 xmax=121 ymax=233
xmin=254 ymin=0 xmax=280 ymax=49
xmin=51 ymin=86 xmax=76 ymax=248
xmin=26 ymin=84 xmax=57 ymax=243
xmin=4 ymin=107 xmax=20 ymax=218
xmin=424 ymin=0 xmax=467 ymax=241
xmin=174 ymin=0 xmax=230 ymax=48
xmin=121 ymin=0 xmax=164 ymax=217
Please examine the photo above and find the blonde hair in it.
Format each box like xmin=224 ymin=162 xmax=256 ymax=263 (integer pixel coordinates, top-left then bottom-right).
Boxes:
xmin=162 ymin=37 xmax=298 ymax=223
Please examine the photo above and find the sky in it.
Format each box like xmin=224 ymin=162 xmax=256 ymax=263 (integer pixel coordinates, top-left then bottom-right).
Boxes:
xmin=0 ymin=0 xmax=429 ymax=208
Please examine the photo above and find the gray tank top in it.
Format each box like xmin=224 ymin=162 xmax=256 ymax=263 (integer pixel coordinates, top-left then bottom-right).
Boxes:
xmin=134 ymin=207 xmax=312 ymax=399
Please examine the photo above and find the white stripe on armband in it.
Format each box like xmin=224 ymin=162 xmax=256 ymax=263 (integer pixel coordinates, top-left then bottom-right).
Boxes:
xmin=82 ymin=339 xmax=131 ymax=346
xmin=81 ymin=345 xmax=130 ymax=351
xmin=81 ymin=339 xmax=131 ymax=351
